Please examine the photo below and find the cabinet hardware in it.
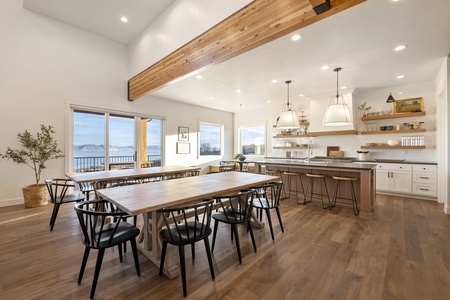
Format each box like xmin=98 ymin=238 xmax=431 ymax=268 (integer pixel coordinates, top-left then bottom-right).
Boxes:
xmin=419 ymin=177 xmax=429 ymax=179
xmin=419 ymin=188 xmax=429 ymax=191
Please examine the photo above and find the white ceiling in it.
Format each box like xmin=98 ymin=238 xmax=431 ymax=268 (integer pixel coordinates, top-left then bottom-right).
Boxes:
xmin=23 ymin=0 xmax=450 ymax=113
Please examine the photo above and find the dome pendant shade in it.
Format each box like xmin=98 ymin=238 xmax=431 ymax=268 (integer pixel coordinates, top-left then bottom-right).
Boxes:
xmin=277 ymin=80 xmax=300 ymax=129
xmin=322 ymin=68 xmax=353 ymax=126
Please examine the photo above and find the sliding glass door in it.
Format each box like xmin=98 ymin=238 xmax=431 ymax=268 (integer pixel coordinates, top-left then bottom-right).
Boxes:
xmin=72 ymin=110 xmax=163 ymax=173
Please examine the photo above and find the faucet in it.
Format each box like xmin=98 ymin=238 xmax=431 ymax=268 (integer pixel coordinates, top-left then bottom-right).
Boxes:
xmin=306 ymin=140 xmax=313 ymax=161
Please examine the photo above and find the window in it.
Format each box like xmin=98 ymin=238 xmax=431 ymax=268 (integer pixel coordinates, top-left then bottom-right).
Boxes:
xmin=239 ymin=124 xmax=266 ymax=155
xmin=72 ymin=109 xmax=163 ymax=173
xmin=199 ymin=122 xmax=223 ymax=156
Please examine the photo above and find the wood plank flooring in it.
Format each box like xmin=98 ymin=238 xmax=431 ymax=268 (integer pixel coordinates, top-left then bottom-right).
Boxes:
xmin=1 ymin=193 xmax=450 ymax=299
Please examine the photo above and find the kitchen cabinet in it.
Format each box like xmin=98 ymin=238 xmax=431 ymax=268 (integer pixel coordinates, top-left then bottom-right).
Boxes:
xmin=376 ymin=163 xmax=412 ymax=193
xmin=412 ymin=164 xmax=437 ymax=197
xmin=375 ymin=162 xmax=437 ymax=199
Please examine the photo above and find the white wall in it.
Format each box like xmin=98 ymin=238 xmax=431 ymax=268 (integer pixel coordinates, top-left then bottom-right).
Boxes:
xmin=127 ymin=0 xmax=252 ymax=78
xmin=435 ymin=57 xmax=449 ymax=208
xmin=0 ymin=0 xmax=233 ymax=207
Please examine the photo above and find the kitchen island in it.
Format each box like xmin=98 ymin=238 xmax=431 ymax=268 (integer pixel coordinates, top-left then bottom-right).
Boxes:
xmin=254 ymin=159 xmax=377 ymax=218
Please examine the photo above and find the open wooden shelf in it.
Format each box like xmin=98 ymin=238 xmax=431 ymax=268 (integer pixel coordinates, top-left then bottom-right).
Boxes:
xmin=273 ymin=135 xmax=307 ymax=139
xmin=273 ymin=146 xmax=308 ymax=150
xmin=361 ymin=111 xmax=426 ymax=121
xmin=360 ymin=146 xmax=426 ymax=150
xmin=307 ymin=130 xmax=358 ymax=137
xmin=360 ymin=129 xmax=426 ymax=135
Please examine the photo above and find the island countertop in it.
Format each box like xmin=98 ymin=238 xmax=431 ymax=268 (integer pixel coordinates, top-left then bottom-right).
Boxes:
xmin=255 ymin=159 xmax=377 ymax=170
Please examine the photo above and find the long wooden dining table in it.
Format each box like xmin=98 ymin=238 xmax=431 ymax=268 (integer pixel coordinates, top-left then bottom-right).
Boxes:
xmin=96 ymin=171 xmax=279 ymax=279
xmin=65 ymin=165 xmax=200 ymax=183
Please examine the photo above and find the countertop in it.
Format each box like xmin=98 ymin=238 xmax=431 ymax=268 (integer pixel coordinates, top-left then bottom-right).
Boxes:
xmin=255 ymin=159 xmax=377 ymax=170
xmin=264 ymin=157 xmax=437 ymax=165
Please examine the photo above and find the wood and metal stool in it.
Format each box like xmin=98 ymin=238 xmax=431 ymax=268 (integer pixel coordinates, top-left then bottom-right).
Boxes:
xmin=304 ymin=173 xmax=330 ymax=209
xmin=330 ymin=176 xmax=359 ymax=215
xmin=283 ymin=171 xmax=306 ymax=204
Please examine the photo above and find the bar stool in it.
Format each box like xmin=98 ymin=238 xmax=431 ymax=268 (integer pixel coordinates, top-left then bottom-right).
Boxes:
xmin=330 ymin=176 xmax=359 ymax=215
xmin=304 ymin=173 xmax=330 ymax=209
xmin=265 ymin=169 xmax=286 ymax=199
xmin=283 ymin=171 xmax=306 ymax=204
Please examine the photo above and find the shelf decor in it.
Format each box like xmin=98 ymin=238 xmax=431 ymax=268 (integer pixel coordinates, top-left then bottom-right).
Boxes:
xmin=394 ymin=97 xmax=423 ymax=114
xmin=178 ymin=126 xmax=189 ymax=141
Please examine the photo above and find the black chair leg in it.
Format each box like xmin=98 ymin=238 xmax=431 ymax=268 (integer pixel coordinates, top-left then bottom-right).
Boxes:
xmin=266 ymin=209 xmax=275 ymax=241
xmin=275 ymin=207 xmax=284 ymax=233
xmin=159 ymin=241 xmax=168 ymax=277
xmin=78 ymin=247 xmax=90 ymax=284
xmin=211 ymin=220 xmax=219 ymax=252
xmin=90 ymin=248 xmax=105 ymax=299
xmin=191 ymin=243 xmax=196 ymax=261
xmin=118 ymin=244 xmax=123 ymax=263
xmin=49 ymin=204 xmax=58 ymax=225
xmin=129 ymin=238 xmax=140 ymax=276
xmin=203 ymin=238 xmax=215 ymax=280
xmin=178 ymin=245 xmax=187 ymax=298
xmin=50 ymin=204 xmax=61 ymax=231
xmin=247 ymin=220 xmax=257 ymax=253
xmin=232 ymin=224 xmax=242 ymax=264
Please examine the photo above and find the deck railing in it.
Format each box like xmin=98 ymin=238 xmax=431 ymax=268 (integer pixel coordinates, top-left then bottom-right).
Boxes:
xmin=73 ymin=155 xmax=162 ymax=173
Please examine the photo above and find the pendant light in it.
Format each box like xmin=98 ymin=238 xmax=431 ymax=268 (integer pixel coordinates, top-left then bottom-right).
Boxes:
xmin=322 ymin=67 xmax=353 ymax=126
xmin=276 ymin=80 xmax=300 ymax=129
xmin=386 ymin=93 xmax=395 ymax=103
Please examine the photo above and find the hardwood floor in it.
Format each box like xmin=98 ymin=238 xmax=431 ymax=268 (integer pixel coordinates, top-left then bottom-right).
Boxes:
xmin=1 ymin=193 xmax=450 ymax=299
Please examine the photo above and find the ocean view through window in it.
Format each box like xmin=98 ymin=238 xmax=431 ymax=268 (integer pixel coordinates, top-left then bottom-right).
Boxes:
xmin=199 ymin=123 xmax=222 ymax=156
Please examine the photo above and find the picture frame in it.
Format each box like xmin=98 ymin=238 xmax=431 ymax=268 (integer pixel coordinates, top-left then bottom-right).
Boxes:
xmin=176 ymin=142 xmax=190 ymax=154
xmin=394 ymin=97 xmax=423 ymax=114
xmin=178 ymin=126 xmax=189 ymax=141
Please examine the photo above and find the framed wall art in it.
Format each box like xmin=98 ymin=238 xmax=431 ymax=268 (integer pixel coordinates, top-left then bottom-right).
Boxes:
xmin=176 ymin=142 xmax=190 ymax=154
xmin=178 ymin=126 xmax=189 ymax=141
xmin=394 ymin=97 xmax=423 ymax=114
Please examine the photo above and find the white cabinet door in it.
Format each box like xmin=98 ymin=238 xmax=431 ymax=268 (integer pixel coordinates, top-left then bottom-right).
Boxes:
xmin=376 ymin=170 xmax=391 ymax=191
xmin=391 ymin=171 xmax=412 ymax=193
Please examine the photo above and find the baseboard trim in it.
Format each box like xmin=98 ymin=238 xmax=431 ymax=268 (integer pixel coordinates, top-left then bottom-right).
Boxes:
xmin=0 ymin=198 xmax=23 ymax=207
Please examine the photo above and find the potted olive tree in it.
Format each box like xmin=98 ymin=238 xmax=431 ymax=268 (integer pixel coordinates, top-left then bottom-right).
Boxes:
xmin=1 ymin=125 xmax=64 ymax=207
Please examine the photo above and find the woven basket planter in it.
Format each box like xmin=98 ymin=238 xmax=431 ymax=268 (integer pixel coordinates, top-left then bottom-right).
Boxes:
xmin=22 ymin=184 xmax=49 ymax=208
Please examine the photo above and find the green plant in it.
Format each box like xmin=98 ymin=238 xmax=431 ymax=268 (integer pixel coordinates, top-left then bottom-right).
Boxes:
xmin=1 ymin=125 xmax=64 ymax=185
xmin=233 ymin=153 xmax=243 ymax=160
xmin=357 ymin=102 xmax=372 ymax=113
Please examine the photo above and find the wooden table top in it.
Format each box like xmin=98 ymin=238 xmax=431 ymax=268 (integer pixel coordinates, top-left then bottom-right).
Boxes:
xmin=97 ymin=172 xmax=280 ymax=216
xmin=66 ymin=166 xmax=200 ymax=183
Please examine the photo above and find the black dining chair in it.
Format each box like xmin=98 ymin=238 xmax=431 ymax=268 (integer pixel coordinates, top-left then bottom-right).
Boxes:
xmin=74 ymin=199 xmax=141 ymax=299
xmin=211 ymin=190 xmax=256 ymax=264
xmin=251 ymin=181 xmax=284 ymax=241
xmin=45 ymin=178 xmax=85 ymax=231
xmin=158 ymin=200 xmax=215 ymax=298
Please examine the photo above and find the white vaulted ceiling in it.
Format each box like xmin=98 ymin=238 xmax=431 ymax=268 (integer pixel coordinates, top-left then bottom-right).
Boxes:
xmin=23 ymin=0 xmax=450 ymax=112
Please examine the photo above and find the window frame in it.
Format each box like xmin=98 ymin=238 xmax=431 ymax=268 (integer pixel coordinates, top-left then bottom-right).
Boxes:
xmin=237 ymin=123 xmax=267 ymax=157
xmin=198 ymin=121 xmax=224 ymax=158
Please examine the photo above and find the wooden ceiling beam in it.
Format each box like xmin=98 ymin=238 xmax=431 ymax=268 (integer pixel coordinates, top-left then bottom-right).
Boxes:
xmin=128 ymin=0 xmax=366 ymax=101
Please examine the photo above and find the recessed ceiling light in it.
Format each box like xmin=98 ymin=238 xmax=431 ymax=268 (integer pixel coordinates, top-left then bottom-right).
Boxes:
xmin=340 ymin=86 xmax=347 ymax=89
xmin=398 ymin=92 xmax=403 ymax=95
xmin=236 ymin=89 xmax=241 ymax=93
xmin=396 ymin=75 xmax=405 ymax=79
xmin=120 ymin=17 xmax=128 ymax=23
xmin=195 ymin=74 xmax=203 ymax=79
xmin=392 ymin=0 xmax=401 ymax=2
xmin=394 ymin=45 xmax=407 ymax=51
xmin=321 ymin=65 xmax=329 ymax=70
xmin=267 ymin=100 xmax=272 ymax=103
xmin=271 ymin=79 xmax=278 ymax=83
xmin=209 ymin=96 xmax=214 ymax=100
xmin=299 ymin=94 xmax=304 ymax=97
xmin=291 ymin=34 xmax=302 ymax=41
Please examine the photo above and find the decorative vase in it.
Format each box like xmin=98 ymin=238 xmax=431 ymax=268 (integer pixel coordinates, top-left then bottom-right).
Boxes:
xmin=22 ymin=184 xmax=49 ymax=208
xmin=239 ymin=155 xmax=246 ymax=161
